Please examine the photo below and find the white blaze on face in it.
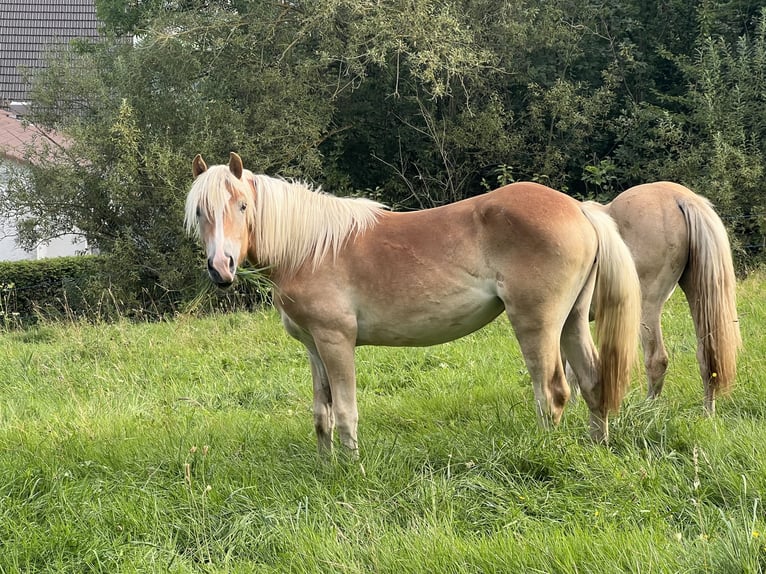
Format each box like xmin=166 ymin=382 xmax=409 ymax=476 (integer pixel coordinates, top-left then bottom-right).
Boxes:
xmin=206 ymin=189 xmax=240 ymax=284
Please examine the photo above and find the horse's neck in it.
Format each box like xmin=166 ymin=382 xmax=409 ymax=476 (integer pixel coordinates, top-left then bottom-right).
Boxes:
xmin=253 ymin=179 xmax=383 ymax=277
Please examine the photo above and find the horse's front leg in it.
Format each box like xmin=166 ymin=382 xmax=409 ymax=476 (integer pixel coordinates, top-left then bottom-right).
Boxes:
xmin=312 ymin=330 xmax=359 ymax=457
xmin=307 ymin=347 xmax=334 ymax=455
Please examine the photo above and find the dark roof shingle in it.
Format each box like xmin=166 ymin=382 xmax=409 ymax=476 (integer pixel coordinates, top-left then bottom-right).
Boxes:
xmin=0 ymin=0 xmax=101 ymax=103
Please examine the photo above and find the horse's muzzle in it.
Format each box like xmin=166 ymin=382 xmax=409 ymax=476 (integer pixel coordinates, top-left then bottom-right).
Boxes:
xmin=207 ymin=254 xmax=236 ymax=288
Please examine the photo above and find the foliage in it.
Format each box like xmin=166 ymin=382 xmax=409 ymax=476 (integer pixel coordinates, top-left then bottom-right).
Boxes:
xmin=2 ymin=4 xmax=335 ymax=311
xmin=1 ymin=283 xmax=766 ymax=571
xmin=679 ymin=9 xmax=766 ymax=268
xmin=2 ymin=0 xmax=766 ymax=315
xmin=0 ymin=255 xmax=269 ymax=325
xmin=0 ymin=256 xmax=103 ymax=325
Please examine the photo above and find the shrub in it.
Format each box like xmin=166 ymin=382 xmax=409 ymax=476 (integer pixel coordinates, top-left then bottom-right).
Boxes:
xmin=0 ymin=255 xmax=104 ymax=325
xmin=0 ymin=255 xmax=271 ymax=326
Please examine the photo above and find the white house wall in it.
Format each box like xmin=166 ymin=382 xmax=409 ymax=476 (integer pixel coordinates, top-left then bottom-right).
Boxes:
xmin=0 ymin=160 xmax=88 ymax=261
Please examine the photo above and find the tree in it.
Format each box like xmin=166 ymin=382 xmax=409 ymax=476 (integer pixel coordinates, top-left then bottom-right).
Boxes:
xmin=3 ymin=0 xmax=765 ymax=315
xmin=676 ymin=7 xmax=766 ymax=266
xmin=2 ymin=4 xmax=336 ymax=311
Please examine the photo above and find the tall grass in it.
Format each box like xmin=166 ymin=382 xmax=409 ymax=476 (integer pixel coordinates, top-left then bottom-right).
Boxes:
xmin=0 ymin=277 xmax=765 ymax=572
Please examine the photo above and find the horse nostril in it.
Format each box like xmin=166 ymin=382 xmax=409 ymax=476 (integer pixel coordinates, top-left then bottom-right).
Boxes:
xmin=228 ymin=255 xmax=236 ymax=273
xmin=206 ymin=258 xmax=222 ymax=283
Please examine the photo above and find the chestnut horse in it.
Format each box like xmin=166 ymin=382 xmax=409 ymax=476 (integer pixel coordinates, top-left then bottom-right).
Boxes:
xmin=185 ymin=153 xmax=641 ymax=454
xmin=604 ymin=182 xmax=740 ymax=414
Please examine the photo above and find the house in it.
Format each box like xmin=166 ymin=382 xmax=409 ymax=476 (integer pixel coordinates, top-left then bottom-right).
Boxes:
xmin=0 ymin=0 xmax=100 ymax=261
xmin=0 ymin=111 xmax=86 ymax=260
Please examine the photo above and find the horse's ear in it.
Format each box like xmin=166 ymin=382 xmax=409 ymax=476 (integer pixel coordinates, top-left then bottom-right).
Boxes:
xmin=229 ymin=152 xmax=244 ymax=180
xmin=192 ymin=154 xmax=207 ymax=178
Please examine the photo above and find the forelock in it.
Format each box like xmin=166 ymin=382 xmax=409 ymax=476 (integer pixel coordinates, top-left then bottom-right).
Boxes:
xmin=184 ymin=165 xmax=249 ymax=235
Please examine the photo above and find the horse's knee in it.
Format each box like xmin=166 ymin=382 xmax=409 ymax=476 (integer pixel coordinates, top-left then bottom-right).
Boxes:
xmin=646 ymin=353 xmax=669 ymax=377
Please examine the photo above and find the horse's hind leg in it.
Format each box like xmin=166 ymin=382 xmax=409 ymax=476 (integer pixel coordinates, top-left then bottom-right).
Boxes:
xmin=679 ymin=279 xmax=717 ymax=416
xmin=560 ymin=273 xmax=608 ymax=441
xmin=699 ymin=349 xmax=716 ymax=416
xmin=508 ymin=313 xmax=570 ymax=427
xmin=641 ymin=301 xmax=670 ymax=401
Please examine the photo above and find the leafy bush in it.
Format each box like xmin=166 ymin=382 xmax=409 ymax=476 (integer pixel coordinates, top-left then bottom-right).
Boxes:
xmin=0 ymin=255 xmax=271 ymax=326
xmin=0 ymin=255 xmax=104 ymax=325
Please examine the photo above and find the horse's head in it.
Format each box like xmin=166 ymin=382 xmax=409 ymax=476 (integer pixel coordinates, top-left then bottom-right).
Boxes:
xmin=185 ymin=152 xmax=255 ymax=288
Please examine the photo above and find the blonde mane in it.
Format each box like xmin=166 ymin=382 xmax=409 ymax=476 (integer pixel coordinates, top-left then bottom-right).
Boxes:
xmin=185 ymin=165 xmax=387 ymax=276
xmin=247 ymin=174 xmax=387 ymax=276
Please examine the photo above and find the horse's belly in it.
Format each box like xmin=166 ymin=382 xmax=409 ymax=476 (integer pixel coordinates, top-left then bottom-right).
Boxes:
xmin=355 ymin=294 xmax=504 ymax=347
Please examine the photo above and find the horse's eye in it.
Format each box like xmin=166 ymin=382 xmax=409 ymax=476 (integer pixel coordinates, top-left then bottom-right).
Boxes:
xmin=239 ymin=202 xmax=247 ymax=213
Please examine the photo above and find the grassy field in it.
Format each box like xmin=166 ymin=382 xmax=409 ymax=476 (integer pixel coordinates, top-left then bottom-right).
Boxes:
xmin=1 ymin=277 xmax=766 ymax=573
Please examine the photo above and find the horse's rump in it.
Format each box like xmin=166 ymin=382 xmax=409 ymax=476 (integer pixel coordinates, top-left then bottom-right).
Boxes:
xmin=605 ymin=181 xmax=740 ymax=412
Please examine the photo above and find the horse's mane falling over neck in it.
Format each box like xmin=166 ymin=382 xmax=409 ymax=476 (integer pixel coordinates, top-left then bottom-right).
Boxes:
xmin=248 ymin=174 xmax=387 ymax=277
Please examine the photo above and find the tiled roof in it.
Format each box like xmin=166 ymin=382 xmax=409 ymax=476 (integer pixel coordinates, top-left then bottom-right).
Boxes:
xmin=0 ymin=0 xmax=101 ymax=103
xmin=0 ymin=109 xmax=68 ymax=163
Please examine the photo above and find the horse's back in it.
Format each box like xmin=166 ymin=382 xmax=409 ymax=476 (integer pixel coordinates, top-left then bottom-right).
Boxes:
xmin=348 ymin=181 xmax=599 ymax=287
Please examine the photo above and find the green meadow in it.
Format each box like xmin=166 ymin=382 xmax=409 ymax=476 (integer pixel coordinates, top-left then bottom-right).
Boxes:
xmin=1 ymin=276 xmax=765 ymax=573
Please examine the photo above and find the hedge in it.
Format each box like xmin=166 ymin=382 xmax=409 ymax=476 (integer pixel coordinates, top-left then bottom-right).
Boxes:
xmin=0 ymin=255 xmax=104 ymax=325
xmin=0 ymin=255 xmax=271 ymax=326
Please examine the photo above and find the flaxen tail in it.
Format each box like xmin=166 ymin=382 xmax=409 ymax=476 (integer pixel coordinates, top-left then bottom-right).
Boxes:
xmin=580 ymin=203 xmax=642 ymax=414
xmin=678 ymin=194 xmax=741 ymax=399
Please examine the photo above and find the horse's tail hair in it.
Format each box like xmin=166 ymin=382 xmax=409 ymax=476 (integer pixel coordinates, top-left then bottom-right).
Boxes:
xmin=678 ymin=194 xmax=741 ymax=398
xmin=580 ymin=203 xmax=642 ymax=414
